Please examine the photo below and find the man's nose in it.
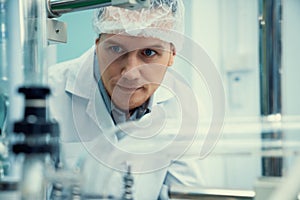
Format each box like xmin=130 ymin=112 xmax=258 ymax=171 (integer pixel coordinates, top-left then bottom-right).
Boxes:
xmin=121 ymin=52 xmax=142 ymax=80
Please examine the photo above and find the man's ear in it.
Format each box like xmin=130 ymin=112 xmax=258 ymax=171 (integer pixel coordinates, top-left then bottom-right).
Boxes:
xmin=95 ymin=38 xmax=100 ymax=55
xmin=167 ymin=44 xmax=176 ymax=66
xmin=95 ymin=37 xmax=100 ymax=45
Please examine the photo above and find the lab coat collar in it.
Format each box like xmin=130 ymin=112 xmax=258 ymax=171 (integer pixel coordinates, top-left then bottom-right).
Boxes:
xmin=65 ymin=46 xmax=96 ymax=99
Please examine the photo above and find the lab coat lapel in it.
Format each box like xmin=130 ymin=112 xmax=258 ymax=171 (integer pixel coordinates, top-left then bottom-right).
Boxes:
xmin=64 ymin=46 xmax=116 ymax=141
xmin=86 ymin=82 xmax=116 ymax=132
xmin=65 ymin=46 xmax=95 ymax=99
xmin=152 ymin=69 xmax=176 ymax=106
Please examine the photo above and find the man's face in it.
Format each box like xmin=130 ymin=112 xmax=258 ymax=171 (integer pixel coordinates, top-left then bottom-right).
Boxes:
xmin=96 ymin=33 xmax=175 ymax=111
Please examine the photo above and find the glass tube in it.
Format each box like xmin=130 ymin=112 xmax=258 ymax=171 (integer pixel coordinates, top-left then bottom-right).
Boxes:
xmin=0 ymin=0 xmax=8 ymax=135
xmin=21 ymin=0 xmax=47 ymax=85
xmin=0 ymin=0 xmax=8 ymax=92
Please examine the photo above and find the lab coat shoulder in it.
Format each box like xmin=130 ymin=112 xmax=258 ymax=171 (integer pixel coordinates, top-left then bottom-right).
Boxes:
xmin=48 ymin=59 xmax=80 ymax=142
xmin=47 ymin=47 xmax=98 ymax=142
xmin=48 ymin=47 xmax=94 ymax=94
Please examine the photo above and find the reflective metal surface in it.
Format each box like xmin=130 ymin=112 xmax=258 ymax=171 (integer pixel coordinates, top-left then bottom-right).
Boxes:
xmin=47 ymin=0 xmax=150 ymax=17
xmin=169 ymin=186 xmax=255 ymax=200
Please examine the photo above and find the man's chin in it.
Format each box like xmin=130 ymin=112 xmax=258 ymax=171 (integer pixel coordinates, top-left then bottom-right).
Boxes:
xmin=113 ymin=99 xmax=145 ymax=111
xmin=111 ymin=88 xmax=149 ymax=109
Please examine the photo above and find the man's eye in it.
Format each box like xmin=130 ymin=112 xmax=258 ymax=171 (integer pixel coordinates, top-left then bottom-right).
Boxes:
xmin=111 ymin=46 xmax=124 ymax=53
xmin=142 ymin=49 xmax=157 ymax=57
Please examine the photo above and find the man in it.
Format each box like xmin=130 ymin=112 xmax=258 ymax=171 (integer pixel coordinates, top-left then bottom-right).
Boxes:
xmin=49 ymin=0 xmax=204 ymax=199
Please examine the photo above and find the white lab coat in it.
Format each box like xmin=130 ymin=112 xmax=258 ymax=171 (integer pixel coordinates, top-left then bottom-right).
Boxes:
xmin=48 ymin=46 xmax=206 ymax=200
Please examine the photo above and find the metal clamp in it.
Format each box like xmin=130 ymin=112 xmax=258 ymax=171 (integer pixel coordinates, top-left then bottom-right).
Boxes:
xmin=47 ymin=19 xmax=67 ymax=43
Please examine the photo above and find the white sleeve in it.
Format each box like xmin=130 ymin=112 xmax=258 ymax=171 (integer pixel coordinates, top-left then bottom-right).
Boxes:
xmin=160 ymin=158 xmax=206 ymax=199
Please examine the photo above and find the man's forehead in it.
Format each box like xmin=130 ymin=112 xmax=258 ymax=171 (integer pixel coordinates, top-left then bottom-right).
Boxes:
xmin=99 ymin=33 xmax=171 ymax=49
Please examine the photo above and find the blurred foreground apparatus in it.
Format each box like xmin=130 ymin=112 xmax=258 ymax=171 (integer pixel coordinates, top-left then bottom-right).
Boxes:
xmin=1 ymin=0 xmax=300 ymax=199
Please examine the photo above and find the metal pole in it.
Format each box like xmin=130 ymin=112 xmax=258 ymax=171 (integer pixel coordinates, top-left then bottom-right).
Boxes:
xmin=47 ymin=0 xmax=111 ymax=17
xmin=0 ymin=0 xmax=8 ymax=136
xmin=47 ymin=0 xmax=150 ymax=17
xmin=21 ymin=0 xmax=48 ymax=86
xmin=258 ymin=0 xmax=283 ymax=177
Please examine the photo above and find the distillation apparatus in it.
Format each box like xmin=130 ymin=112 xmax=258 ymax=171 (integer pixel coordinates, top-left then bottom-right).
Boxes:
xmin=0 ymin=0 xmax=149 ymax=199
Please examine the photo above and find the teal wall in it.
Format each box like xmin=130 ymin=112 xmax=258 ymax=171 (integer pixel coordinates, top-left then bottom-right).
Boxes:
xmin=56 ymin=10 xmax=96 ymax=63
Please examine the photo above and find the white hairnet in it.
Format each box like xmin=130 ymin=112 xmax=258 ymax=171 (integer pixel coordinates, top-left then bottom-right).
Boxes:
xmin=92 ymin=0 xmax=185 ymax=50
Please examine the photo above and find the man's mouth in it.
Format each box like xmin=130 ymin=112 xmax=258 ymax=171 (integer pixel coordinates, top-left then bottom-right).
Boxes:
xmin=115 ymin=84 xmax=142 ymax=93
